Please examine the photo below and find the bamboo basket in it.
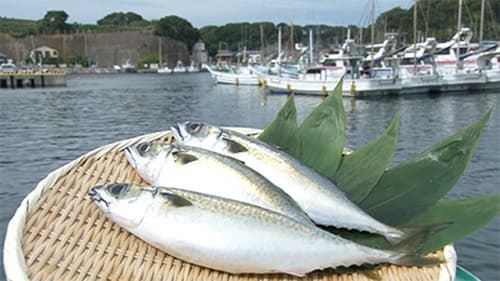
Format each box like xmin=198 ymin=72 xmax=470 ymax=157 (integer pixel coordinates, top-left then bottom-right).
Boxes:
xmin=4 ymin=129 xmax=458 ymax=281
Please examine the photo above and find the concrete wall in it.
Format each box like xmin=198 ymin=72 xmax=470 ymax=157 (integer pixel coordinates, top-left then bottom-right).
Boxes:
xmin=0 ymin=31 xmax=191 ymax=68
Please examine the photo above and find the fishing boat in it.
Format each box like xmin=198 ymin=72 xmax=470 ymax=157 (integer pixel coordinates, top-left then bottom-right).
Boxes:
xmin=258 ymin=34 xmax=402 ymax=96
xmin=3 ymin=127 xmax=464 ymax=281
xmin=173 ymin=60 xmax=187 ymax=73
xmin=206 ymin=65 xmax=260 ymax=85
xmin=261 ymin=66 xmax=401 ymax=96
xmin=121 ymin=59 xmax=136 ymax=73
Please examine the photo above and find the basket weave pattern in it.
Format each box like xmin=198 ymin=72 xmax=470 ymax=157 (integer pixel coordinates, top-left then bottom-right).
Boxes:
xmin=19 ymin=133 xmax=442 ymax=281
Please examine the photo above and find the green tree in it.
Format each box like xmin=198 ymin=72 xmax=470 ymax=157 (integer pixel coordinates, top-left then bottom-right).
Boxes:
xmin=154 ymin=15 xmax=200 ymax=51
xmin=97 ymin=12 xmax=147 ymax=26
xmin=38 ymin=10 xmax=72 ymax=34
xmin=199 ymin=25 xmax=219 ymax=56
xmin=65 ymin=56 xmax=90 ymax=67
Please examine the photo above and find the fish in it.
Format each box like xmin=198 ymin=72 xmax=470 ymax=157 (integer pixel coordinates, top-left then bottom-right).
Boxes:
xmin=171 ymin=121 xmax=407 ymax=243
xmin=89 ymin=183 xmax=438 ymax=276
xmin=124 ymin=141 xmax=313 ymax=226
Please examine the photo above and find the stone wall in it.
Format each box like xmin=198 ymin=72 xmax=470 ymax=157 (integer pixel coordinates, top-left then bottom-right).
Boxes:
xmin=0 ymin=31 xmax=191 ymax=68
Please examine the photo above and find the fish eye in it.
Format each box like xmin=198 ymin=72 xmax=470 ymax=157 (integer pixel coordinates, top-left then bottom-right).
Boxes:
xmin=108 ymin=184 xmax=128 ymax=195
xmin=187 ymin=122 xmax=201 ymax=133
xmin=137 ymin=142 xmax=151 ymax=153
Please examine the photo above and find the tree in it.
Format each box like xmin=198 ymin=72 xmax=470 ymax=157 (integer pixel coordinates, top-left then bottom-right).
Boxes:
xmin=38 ymin=10 xmax=72 ymax=34
xmin=97 ymin=12 xmax=147 ymax=26
xmin=154 ymin=15 xmax=200 ymax=51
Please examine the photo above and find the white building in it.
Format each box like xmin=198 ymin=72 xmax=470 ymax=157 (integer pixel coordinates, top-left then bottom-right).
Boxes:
xmin=30 ymin=46 xmax=59 ymax=64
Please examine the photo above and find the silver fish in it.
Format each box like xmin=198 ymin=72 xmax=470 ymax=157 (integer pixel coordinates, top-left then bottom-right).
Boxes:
xmin=124 ymin=141 xmax=313 ymax=226
xmin=89 ymin=183 xmax=435 ymax=276
xmin=171 ymin=121 xmax=407 ymax=243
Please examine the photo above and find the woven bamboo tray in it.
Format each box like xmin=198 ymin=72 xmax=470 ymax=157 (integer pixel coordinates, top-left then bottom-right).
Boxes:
xmin=4 ymin=129 xmax=458 ymax=281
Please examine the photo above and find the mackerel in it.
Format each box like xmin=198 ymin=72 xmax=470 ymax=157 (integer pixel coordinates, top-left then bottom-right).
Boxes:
xmin=124 ymin=142 xmax=313 ymax=226
xmin=171 ymin=122 xmax=407 ymax=243
xmin=89 ymin=183 xmax=436 ymax=276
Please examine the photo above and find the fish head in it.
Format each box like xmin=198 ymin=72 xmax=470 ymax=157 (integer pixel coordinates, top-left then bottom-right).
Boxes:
xmin=89 ymin=183 xmax=154 ymax=228
xmin=171 ymin=121 xmax=223 ymax=150
xmin=124 ymin=141 xmax=172 ymax=183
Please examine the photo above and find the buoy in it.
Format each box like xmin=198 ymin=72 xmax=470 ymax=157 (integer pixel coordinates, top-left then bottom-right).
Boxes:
xmin=350 ymin=81 xmax=356 ymax=95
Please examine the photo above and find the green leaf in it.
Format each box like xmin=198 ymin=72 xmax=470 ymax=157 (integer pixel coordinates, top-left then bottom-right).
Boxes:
xmin=298 ymin=77 xmax=345 ymax=177
xmin=360 ymin=110 xmax=492 ymax=225
xmin=258 ymin=94 xmax=300 ymax=157
xmin=407 ymin=195 xmax=500 ymax=254
xmin=335 ymin=111 xmax=401 ymax=203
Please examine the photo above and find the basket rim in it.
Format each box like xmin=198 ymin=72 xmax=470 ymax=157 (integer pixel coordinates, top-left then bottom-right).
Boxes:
xmin=3 ymin=127 xmax=457 ymax=281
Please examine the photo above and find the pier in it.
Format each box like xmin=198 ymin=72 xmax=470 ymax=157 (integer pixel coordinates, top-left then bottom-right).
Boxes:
xmin=0 ymin=70 xmax=67 ymax=89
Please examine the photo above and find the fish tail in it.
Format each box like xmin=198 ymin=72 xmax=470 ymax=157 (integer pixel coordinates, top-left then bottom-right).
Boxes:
xmin=389 ymin=253 xmax=444 ymax=267
xmin=384 ymin=223 xmax=449 ymax=260
xmin=387 ymin=223 xmax=451 ymax=266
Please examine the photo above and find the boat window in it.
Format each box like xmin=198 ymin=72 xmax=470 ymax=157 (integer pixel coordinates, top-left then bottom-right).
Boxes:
xmin=435 ymin=48 xmax=450 ymax=55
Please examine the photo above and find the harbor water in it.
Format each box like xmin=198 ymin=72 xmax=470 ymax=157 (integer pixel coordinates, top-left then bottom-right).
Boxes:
xmin=0 ymin=72 xmax=498 ymax=280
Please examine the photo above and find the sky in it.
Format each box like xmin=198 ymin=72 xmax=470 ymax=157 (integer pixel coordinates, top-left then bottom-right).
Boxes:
xmin=0 ymin=0 xmax=413 ymax=28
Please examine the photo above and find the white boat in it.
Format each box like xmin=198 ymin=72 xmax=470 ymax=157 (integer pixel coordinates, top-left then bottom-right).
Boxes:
xmin=206 ymin=65 xmax=260 ymax=85
xmin=0 ymin=59 xmax=16 ymax=72
xmin=259 ymin=35 xmax=401 ymax=97
xmin=121 ymin=59 xmax=136 ymax=73
xmin=157 ymin=65 xmax=172 ymax=74
xmin=262 ymin=68 xmax=401 ymax=97
xmin=173 ymin=60 xmax=187 ymax=73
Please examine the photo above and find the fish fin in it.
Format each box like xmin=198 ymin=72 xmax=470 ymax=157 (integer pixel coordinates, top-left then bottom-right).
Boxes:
xmin=174 ymin=151 xmax=199 ymax=164
xmin=222 ymin=137 xmax=248 ymax=153
xmin=160 ymin=192 xmax=193 ymax=207
xmin=393 ymin=223 xmax=451 ymax=253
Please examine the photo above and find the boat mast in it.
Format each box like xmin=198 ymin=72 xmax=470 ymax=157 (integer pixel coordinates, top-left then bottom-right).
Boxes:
xmin=479 ymin=0 xmax=485 ymax=41
xmin=159 ymin=37 xmax=162 ymax=66
xmin=309 ymin=29 xmax=313 ymax=65
xmin=260 ymin=23 xmax=265 ymax=64
xmin=456 ymin=0 xmax=463 ymax=71
xmin=370 ymin=0 xmax=375 ymax=64
xmin=278 ymin=26 xmax=282 ymax=63
xmin=413 ymin=0 xmax=418 ymax=72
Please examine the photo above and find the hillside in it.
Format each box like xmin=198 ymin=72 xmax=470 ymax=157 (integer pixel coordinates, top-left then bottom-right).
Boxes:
xmin=1 ymin=0 xmax=498 ymax=59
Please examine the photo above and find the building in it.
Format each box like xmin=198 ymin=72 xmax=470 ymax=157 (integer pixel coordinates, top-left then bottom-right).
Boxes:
xmin=192 ymin=41 xmax=208 ymax=68
xmin=215 ymin=50 xmax=234 ymax=67
xmin=30 ymin=46 xmax=59 ymax=64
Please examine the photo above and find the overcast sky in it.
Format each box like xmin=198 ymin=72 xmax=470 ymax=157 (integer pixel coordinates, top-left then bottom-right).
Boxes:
xmin=1 ymin=0 xmax=413 ymax=27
